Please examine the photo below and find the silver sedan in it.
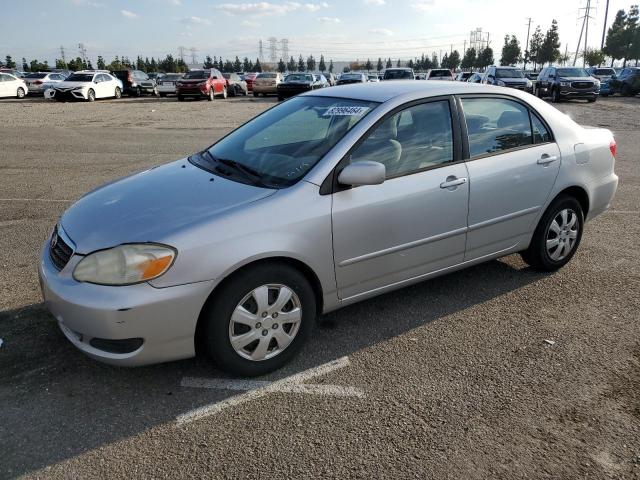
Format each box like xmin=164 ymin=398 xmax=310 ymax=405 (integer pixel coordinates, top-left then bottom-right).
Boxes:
xmin=40 ymin=81 xmax=618 ymax=376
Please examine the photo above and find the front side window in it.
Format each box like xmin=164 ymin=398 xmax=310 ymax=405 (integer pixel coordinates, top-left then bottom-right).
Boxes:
xmin=462 ymin=98 xmax=532 ymax=157
xmin=350 ymin=100 xmax=454 ymax=178
xmin=192 ymin=96 xmax=378 ymax=188
xmin=531 ymin=114 xmax=551 ymax=143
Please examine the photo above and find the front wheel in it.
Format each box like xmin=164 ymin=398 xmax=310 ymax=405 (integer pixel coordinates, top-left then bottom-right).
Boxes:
xmin=202 ymin=263 xmax=316 ymax=376
xmin=114 ymin=87 xmax=122 ymax=99
xmin=221 ymin=86 xmax=227 ymax=99
xmin=87 ymin=89 xmax=96 ymax=102
xmin=621 ymin=84 xmax=632 ymax=97
xmin=551 ymin=87 xmax=561 ymax=103
xmin=521 ymin=195 xmax=584 ymax=271
xmin=16 ymin=87 xmax=25 ymax=99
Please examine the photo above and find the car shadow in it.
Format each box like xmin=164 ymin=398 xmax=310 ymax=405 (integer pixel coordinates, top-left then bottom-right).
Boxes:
xmin=0 ymin=255 xmax=546 ymax=477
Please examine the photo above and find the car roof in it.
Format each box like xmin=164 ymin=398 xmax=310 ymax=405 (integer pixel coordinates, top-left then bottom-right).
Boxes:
xmin=304 ymin=80 xmax=499 ymax=103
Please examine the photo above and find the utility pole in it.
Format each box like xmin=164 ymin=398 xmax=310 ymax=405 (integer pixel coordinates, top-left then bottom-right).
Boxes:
xmin=600 ymin=0 xmax=610 ymax=50
xmin=564 ymin=43 xmax=569 ymax=65
xmin=524 ymin=17 xmax=532 ymax=70
xmin=574 ymin=0 xmax=595 ymax=66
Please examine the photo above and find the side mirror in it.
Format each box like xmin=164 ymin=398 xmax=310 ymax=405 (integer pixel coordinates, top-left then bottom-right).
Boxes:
xmin=338 ymin=161 xmax=385 ymax=187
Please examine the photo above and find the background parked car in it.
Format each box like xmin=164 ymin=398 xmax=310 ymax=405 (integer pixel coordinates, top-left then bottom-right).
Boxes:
xmin=467 ymin=72 xmax=483 ymax=83
xmin=51 ymin=71 xmax=122 ymax=102
xmin=608 ymin=67 xmax=640 ymax=96
xmin=0 ymin=72 xmax=27 ymax=98
xmin=252 ymin=72 xmax=282 ymax=96
xmin=223 ymin=73 xmax=248 ymax=96
xmin=111 ymin=69 xmax=158 ymax=97
xmin=323 ymin=72 xmax=336 ymax=86
xmin=157 ymin=73 xmax=184 ymax=97
xmin=383 ymin=68 xmax=415 ymax=80
xmin=482 ymin=66 xmax=532 ymax=92
xmin=242 ymin=72 xmax=259 ymax=92
xmin=0 ymin=68 xmax=25 ymax=78
xmin=23 ymin=72 xmax=66 ymax=95
xmin=455 ymin=72 xmax=473 ymax=81
xmin=367 ymin=74 xmax=380 ymax=82
xmin=148 ymin=72 xmax=165 ymax=81
xmin=426 ymin=69 xmax=454 ymax=81
xmin=586 ymin=67 xmax=615 ymax=97
xmin=315 ymin=73 xmax=329 ymax=88
xmin=277 ymin=72 xmax=324 ymax=100
xmin=176 ymin=68 xmax=227 ymax=101
xmin=337 ymin=72 xmax=367 ymax=85
xmin=535 ymin=66 xmax=598 ymax=103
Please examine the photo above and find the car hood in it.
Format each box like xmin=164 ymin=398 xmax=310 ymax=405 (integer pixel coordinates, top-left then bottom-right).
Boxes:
xmin=54 ymin=81 xmax=91 ymax=89
xmin=178 ymin=79 xmax=207 ymax=83
xmin=61 ymin=159 xmax=276 ymax=254
xmin=500 ymin=77 xmax=528 ymax=82
xmin=558 ymin=77 xmax=595 ymax=82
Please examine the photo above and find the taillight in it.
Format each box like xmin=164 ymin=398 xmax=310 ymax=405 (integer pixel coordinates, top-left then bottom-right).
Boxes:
xmin=609 ymin=140 xmax=617 ymax=158
xmin=127 ymin=72 xmax=133 ymax=82
xmin=34 ymin=80 xmax=43 ymax=85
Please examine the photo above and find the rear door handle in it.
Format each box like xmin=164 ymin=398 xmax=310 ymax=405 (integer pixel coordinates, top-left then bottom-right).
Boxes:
xmin=537 ymin=154 xmax=558 ymax=165
xmin=440 ymin=177 xmax=467 ymax=189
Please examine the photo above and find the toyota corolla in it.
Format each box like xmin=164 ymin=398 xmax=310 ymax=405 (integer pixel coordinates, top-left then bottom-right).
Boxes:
xmin=40 ymin=81 xmax=618 ymax=376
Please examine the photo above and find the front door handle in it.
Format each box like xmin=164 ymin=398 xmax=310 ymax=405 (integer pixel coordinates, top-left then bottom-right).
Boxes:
xmin=537 ymin=154 xmax=558 ymax=165
xmin=440 ymin=176 xmax=467 ymax=189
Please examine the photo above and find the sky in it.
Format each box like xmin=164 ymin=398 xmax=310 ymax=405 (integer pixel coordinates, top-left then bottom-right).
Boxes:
xmin=0 ymin=0 xmax=633 ymax=66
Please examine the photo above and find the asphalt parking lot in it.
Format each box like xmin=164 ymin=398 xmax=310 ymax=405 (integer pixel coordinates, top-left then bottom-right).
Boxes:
xmin=1 ymin=94 xmax=639 ymax=479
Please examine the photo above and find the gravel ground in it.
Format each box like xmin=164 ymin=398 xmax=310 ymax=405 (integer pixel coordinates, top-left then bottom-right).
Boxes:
xmin=0 ymin=94 xmax=638 ymax=479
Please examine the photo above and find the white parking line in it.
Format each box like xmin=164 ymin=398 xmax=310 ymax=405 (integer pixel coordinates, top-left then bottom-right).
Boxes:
xmin=177 ymin=356 xmax=362 ymax=425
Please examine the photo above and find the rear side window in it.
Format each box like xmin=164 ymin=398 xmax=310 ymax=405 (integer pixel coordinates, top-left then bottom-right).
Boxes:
xmin=461 ymin=98 xmax=532 ymax=157
xmin=531 ymin=114 xmax=551 ymax=143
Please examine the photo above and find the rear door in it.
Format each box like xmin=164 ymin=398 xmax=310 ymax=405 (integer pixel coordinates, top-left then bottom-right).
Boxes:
xmin=0 ymin=74 xmax=8 ymax=96
xmin=331 ymin=98 xmax=469 ymax=299
xmin=459 ymin=95 xmax=560 ymax=260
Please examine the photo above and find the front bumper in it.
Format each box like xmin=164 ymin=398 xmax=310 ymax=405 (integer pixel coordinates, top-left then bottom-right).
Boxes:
xmin=252 ymin=84 xmax=278 ymax=94
xmin=52 ymin=89 xmax=88 ymax=101
xmin=39 ymin=241 xmax=216 ymax=366
xmin=177 ymin=86 xmax=207 ymax=97
xmin=560 ymin=89 xmax=598 ymax=98
xmin=277 ymin=85 xmax=312 ymax=98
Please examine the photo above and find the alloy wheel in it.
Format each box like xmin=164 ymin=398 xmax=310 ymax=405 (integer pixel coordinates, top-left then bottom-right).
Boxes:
xmin=546 ymin=208 xmax=579 ymax=261
xmin=17 ymin=87 xmax=25 ymax=98
xmin=228 ymin=284 xmax=302 ymax=361
xmin=114 ymin=87 xmax=121 ymax=99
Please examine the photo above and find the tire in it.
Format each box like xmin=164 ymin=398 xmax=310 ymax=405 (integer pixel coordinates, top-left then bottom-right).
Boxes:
xmin=221 ymin=86 xmax=227 ymax=99
xmin=87 ymin=89 xmax=95 ymax=102
xmin=621 ymin=83 xmax=632 ymax=97
xmin=159 ymin=93 xmax=167 ymax=97
xmin=178 ymin=95 xmax=185 ymax=101
xmin=114 ymin=87 xmax=122 ymax=99
xmin=207 ymin=89 xmax=214 ymax=101
xmin=229 ymin=85 xmax=237 ymax=97
xmin=202 ymin=263 xmax=316 ymax=376
xmin=520 ymin=195 xmax=584 ymax=272
xmin=135 ymin=86 xmax=142 ymax=97
xmin=253 ymin=91 xmax=258 ymax=97
xmin=153 ymin=86 xmax=159 ymax=97
xmin=551 ymin=87 xmax=561 ymax=103
xmin=277 ymin=96 xmax=284 ymax=101
xmin=16 ymin=87 xmax=25 ymax=99
xmin=587 ymin=97 xmax=596 ymax=103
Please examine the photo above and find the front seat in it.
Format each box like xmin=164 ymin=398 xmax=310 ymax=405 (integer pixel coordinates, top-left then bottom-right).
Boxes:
xmin=351 ymin=118 xmax=402 ymax=174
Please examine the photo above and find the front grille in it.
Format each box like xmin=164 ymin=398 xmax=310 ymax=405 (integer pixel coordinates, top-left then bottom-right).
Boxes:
xmin=571 ymin=81 xmax=593 ymax=89
xmin=49 ymin=225 xmax=74 ymax=271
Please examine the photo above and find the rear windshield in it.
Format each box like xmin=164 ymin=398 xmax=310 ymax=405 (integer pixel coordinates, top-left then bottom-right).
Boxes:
xmin=65 ymin=74 xmax=94 ymax=82
xmin=341 ymin=74 xmax=363 ymax=80
xmin=257 ymin=73 xmax=277 ymax=78
xmin=557 ymin=68 xmax=589 ymax=78
xmin=285 ymin=74 xmax=313 ymax=82
xmin=194 ymin=96 xmax=379 ymax=188
xmin=495 ymin=69 xmax=525 ymax=78
xmin=184 ymin=70 xmax=207 ymax=79
xmin=384 ymin=69 xmax=413 ymax=79
xmin=430 ymin=70 xmax=452 ymax=77
xmin=25 ymin=73 xmax=47 ymax=79
xmin=163 ymin=74 xmax=182 ymax=80
xmin=593 ymin=69 xmax=615 ymax=76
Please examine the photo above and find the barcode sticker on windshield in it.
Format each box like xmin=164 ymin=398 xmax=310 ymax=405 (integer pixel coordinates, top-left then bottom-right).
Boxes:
xmin=324 ymin=106 xmax=370 ymax=116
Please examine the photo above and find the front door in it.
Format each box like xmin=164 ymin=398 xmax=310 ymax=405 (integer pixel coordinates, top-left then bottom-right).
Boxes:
xmin=459 ymin=96 xmax=561 ymax=259
xmin=332 ymin=99 xmax=470 ymax=299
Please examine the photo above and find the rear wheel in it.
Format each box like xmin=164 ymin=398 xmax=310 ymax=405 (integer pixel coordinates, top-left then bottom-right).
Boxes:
xmin=253 ymin=91 xmax=258 ymax=97
xmin=159 ymin=92 xmax=167 ymax=97
xmin=587 ymin=97 xmax=596 ymax=103
xmin=221 ymin=86 xmax=227 ymax=99
xmin=178 ymin=95 xmax=185 ymax=101
xmin=207 ymin=89 xmax=214 ymax=101
xmin=229 ymin=85 xmax=237 ymax=97
xmin=521 ymin=195 xmax=584 ymax=271
xmin=114 ymin=87 xmax=122 ymax=99
xmin=87 ymin=89 xmax=95 ymax=102
xmin=202 ymin=263 xmax=316 ymax=376
xmin=16 ymin=87 xmax=25 ymax=99
xmin=135 ymin=86 xmax=142 ymax=97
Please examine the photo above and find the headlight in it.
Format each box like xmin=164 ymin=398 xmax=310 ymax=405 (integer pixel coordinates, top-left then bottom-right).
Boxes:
xmin=496 ymin=80 xmax=506 ymax=86
xmin=560 ymin=82 xmax=569 ymax=87
xmin=73 ymin=244 xmax=176 ymax=286
xmin=526 ymin=79 xmax=532 ymax=87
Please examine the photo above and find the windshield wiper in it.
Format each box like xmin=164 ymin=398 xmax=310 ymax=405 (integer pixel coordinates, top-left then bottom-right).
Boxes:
xmin=201 ymin=150 xmax=274 ymax=188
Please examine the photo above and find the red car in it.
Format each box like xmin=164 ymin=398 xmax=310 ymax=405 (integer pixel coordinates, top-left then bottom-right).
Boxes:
xmin=242 ymin=72 xmax=258 ymax=92
xmin=176 ymin=68 xmax=227 ymax=101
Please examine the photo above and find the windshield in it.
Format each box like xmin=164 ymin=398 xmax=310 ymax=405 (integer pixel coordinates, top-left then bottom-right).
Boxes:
xmin=285 ymin=74 xmax=313 ymax=82
xmin=192 ymin=96 xmax=379 ymax=188
xmin=495 ymin=68 xmax=525 ymax=78
xmin=163 ymin=74 xmax=182 ymax=80
xmin=342 ymin=74 xmax=362 ymax=80
xmin=430 ymin=70 xmax=452 ymax=77
xmin=384 ymin=69 xmax=413 ymax=79
xmin=258 ymin=73 xmax=276 ymax=78
xmin=65 ymin=74 xmax=94 ymax=82
xmin=593 ymin=68 xmax=615 ymax=76
xmin=184 ymin=70 xmax=207 ymax=79
xmin=557 ymin=68 xmax=589 ymax=78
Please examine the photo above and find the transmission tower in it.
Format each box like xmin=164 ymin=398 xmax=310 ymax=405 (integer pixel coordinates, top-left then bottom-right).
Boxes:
xmin=189 ymin=47 xmax=198 ymax=65
xmin=469 ymin=28 xmax=490 ymax=53
xmin=573 ymin=0 xmax=595 ymax=66
xmin=60 ymin=46 xmax=67 ymax=68
xmin=78 ymin=43 xmax=87 ymax=65
xmin=268 ymin=37 xmax=278 ymax=63
xmin=177 ymin=46 xmax=186 ymax=63
xmin=258 ymin=40 xmax=264 ymax=62
xmin=280 ymin=38 xmax=289 ymax=62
